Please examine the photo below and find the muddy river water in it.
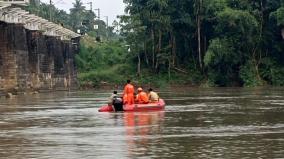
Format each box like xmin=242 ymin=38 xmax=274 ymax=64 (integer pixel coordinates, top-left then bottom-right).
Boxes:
xmin=0 ymin=87 xmax=284 ymax=158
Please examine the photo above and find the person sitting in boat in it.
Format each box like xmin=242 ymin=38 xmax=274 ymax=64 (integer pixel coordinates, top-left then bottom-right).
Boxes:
xmin=135 ymin=87 xmax=149 ymax=104
xmin=113 ymin=95 xmax=123 ymax=111
xmin=108 ymin=91 xmax=118 ymax=106
xmin=108 ymin=91 xmax=123 ymax=111
xmin=148 ymin=88 xmax=159 ymax=103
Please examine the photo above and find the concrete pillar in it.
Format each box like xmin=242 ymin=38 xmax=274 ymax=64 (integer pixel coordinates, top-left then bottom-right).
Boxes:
xmin=14 ymin=24 xmax=29 ymax=91
xmin=40 ymin=36 xmax=55 ymax=89
xmin=26 ymin=30 xmax=40 ymax=89
xmin=0 ymin=22 xmax=19 ymax=90
xmin=0 ymin=22 xmax=29 ymax=91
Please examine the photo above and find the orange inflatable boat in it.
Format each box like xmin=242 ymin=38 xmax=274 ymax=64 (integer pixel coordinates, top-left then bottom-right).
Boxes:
xmin=98 ymin=99 xmax=166 ymax=112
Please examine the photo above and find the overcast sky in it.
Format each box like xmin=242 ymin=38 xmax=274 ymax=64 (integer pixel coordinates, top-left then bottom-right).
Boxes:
xmin=40 ymin=0 xmax=126 ymax=25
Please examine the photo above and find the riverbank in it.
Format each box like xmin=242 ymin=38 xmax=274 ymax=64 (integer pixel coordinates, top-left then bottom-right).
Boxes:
xmin=78 ymin=71 xmax=200 ymax=90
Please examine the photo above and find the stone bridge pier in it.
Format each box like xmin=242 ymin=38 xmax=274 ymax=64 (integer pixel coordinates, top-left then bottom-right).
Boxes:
xmin=0 ymin=6 xmax=80 ymax=94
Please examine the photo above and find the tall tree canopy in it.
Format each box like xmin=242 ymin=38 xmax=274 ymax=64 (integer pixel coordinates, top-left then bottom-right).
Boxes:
xmin=121 ymin=0 xmax=284 ymax=86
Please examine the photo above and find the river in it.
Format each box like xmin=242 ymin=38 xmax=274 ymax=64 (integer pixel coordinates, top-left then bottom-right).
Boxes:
xmin=0 ymin=87 xmax=284 ymax=158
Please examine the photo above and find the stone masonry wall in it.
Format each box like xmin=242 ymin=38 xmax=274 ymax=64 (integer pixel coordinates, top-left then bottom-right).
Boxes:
xmin=0 ymin=22 xmax=79 ymax=93
xmin=0 ymin=22 xmax=19 ymax=91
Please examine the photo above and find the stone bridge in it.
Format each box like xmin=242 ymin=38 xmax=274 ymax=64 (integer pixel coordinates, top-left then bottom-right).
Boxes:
xmin=0 ymin=4 xmax=80 ymax=95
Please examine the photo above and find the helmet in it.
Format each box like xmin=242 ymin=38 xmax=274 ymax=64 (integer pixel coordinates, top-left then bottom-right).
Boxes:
xmin=137 ymin=87 xmax=143 ymax=91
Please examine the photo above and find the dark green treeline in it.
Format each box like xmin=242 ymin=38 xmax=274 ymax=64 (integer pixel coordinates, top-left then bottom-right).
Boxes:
xmin=25 ymin=0 xmax=284 ymax=87
xmin=121 ymin=0 xmax=284 ymax=87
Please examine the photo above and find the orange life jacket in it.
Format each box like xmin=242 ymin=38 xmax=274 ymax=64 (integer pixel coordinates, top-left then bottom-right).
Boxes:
xmin=136 ymin=91 xmax=149 ymax=104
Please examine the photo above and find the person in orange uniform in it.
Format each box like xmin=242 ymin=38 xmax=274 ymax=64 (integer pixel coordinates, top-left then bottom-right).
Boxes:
xmin=123 ymin=80 xmax=135 ymax=105
xmin=135 ymin=87 xmax=149 ymax=104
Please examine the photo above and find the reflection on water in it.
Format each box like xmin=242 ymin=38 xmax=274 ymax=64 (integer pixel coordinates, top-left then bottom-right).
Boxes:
xmin=0 ymin=88 xmax=284 ymax=158
xmin=124 ymin=112 xmax=165 ymax=158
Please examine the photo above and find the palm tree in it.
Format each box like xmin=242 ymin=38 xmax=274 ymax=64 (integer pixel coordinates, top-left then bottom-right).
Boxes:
xmin=69 ymin=0 xmax=86 ymax=31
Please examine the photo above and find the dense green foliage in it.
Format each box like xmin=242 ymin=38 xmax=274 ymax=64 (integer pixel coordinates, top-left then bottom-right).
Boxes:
xmin=121 ymin=0 xmax=284 ymax=87
xmin=26 ymin=0 xmax=284 ymax=87
xmin=75 ymin=37 xmax=196 ymax=87
xmin=75 ymin=37 xmax=129 ymax=86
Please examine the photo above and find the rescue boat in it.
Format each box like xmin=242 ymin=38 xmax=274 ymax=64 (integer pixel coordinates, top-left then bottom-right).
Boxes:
xmin=98 ymin=99 xmax=166 ymax=112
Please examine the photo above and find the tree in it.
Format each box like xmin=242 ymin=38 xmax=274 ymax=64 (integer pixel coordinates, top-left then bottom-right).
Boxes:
xmin=69 ymin=0 xmax=86 ymax=32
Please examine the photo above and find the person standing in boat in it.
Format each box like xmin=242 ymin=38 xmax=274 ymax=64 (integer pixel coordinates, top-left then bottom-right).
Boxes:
xmin=123 ymin=80 xmax=135 ymax=105
xmin=136 ymin=87 xmax=149 ymax=104
xmin=148 ymin=88 xmax=159 ymax=103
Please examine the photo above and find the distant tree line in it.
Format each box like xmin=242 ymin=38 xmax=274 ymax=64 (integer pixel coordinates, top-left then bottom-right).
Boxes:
xmin=120 ymin=0 xmax=284 ymax=86
xmin=26 ymin=0 xmax=117 ymax=40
